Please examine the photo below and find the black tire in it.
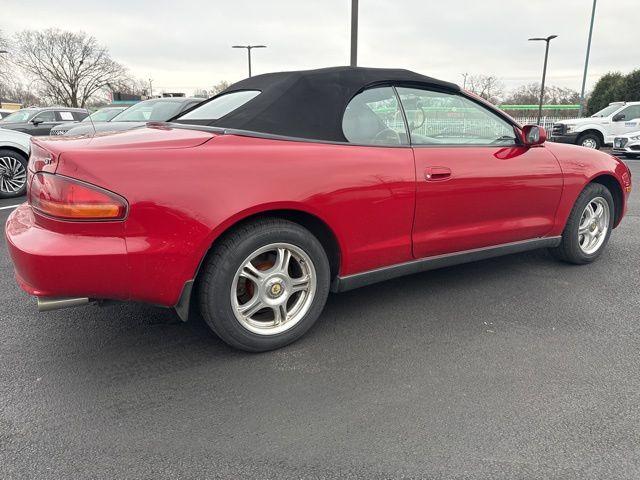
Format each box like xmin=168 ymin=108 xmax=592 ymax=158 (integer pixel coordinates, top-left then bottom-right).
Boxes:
xmin=198 ymin=218 xmax=330 ymax=352
xmin=577 ymin=132 xmax=602 ymax=150
xmin=0 ymin=149 xmax=28 ymax=199
xmin=549 ymin=183 xmax=614 ymax=264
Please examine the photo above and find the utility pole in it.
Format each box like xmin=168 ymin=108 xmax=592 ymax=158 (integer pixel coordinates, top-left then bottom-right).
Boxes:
xmin=350 ymin=0 xmax=358 ymax=66
xmin=579 ymin=0 xmax=597 ymax=116
xmin=232 ymin=45 xmax=267 ymax=78
xmin=148 ymin=78 xmax=153 ymax=98
xmin=529 ymin=35 xmax=558 ymax=126
xmin=461 ymin=73 xmax=468 ymax=90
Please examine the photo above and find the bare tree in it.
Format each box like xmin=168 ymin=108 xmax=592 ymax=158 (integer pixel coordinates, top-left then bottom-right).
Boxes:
xmin=211 ymin=80 xmax=231 ymax=95
xmin=12 ymin=29 xmax=128 ymax=107
xmin=465 ymin=75 xmax=504 ymax=104
xmin=0 ymin=30 xmax=10 ymax=86
xmin=193 ymin=81 xmax=232 ymax=99
xmin=504 ymin=83 xmax=580 ymax=105
xmin=0 ymin=79 xmax=45 ymax=107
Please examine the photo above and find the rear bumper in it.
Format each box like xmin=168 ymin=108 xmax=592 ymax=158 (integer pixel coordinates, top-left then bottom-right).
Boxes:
xmin=5 ymin=205 xmax=130 ymax=300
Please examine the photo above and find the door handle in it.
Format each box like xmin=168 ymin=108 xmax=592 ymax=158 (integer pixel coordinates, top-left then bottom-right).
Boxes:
xmin=425 ymin=166 xmax=452 ymax=181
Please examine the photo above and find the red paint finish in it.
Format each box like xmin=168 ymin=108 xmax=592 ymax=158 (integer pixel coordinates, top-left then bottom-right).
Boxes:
xmin=5 ymin=125 xmax=631 ymax=308
xmin=412 ymin=145 xmax=563 ymax=258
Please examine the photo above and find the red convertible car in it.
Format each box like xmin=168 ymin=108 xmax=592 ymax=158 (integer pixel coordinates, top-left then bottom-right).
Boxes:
xmin=5 ymin=67 xmax=633 ymax=351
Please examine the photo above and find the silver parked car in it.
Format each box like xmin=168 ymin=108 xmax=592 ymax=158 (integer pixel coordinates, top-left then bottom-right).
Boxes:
xmin=0 ymin=129 xmax=30 ymax=198
xmin=49 ymin=106 xmax=128 ymax=136
xmin=62 ymin=97 xmax=204 ymax=136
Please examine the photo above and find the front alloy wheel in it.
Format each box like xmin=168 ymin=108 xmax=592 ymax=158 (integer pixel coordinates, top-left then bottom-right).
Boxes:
xmin=550 ymin=183 xmax=614 ymax=264
xmin=577 ymin=197 xmax=610 ymax=255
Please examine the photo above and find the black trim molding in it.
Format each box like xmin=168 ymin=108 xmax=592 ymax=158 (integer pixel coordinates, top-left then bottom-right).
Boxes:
xmin=331 ymin=237 xmax=562 ymax=292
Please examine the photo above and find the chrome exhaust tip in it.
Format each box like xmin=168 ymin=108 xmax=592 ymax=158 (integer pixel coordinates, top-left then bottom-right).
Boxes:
xmin=37 ymin=297 xmax=91 ymax=312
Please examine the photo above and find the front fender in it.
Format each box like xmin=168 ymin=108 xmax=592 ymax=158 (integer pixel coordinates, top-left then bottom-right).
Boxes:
xmin=545 ymin=142 xmax=630 ymax=234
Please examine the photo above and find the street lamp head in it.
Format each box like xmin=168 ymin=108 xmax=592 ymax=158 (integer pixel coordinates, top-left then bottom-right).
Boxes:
xmin=0 ymin=50 xmax=8 ymax=54
xmin=528 ymin=35 xmax=558 ymax=42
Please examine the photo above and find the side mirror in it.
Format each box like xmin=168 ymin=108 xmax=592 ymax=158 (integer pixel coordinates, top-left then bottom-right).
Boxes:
xmin=613 ymin=114 xmax=625 ymax=122
xmin=31 ymin=118 xmax=43 ymax=126
xmin=522 ymin=125 xmax=547 ymax=146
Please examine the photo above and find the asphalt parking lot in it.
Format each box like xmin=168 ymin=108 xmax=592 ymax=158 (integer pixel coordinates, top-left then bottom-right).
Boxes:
xmin=1 ymin=159 xmax=638 ymax=480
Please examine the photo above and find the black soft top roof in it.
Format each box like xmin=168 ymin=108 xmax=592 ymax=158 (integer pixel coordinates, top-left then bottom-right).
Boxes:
xmin=185 ymin=66 xmax=460 ymax=142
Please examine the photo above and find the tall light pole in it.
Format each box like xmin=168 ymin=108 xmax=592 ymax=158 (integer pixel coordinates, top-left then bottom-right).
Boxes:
xmin=350 ymin=0 xmax=358 ymax=66
xmin=232 ymin=45 xmax=266 ymax=78
xmin=529 ymin=35 xmax=558 ymax=126
xmin=579 ymin=0 xmax=597 ymax=116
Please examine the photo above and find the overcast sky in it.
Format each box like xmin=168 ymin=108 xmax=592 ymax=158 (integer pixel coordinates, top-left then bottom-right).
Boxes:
xmin=3 ymin=0 xmax=638 ymax=95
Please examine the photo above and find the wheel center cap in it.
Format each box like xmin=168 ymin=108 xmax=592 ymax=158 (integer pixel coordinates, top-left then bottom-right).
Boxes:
xmin=266 ymin=279 xmax=285 ymax=298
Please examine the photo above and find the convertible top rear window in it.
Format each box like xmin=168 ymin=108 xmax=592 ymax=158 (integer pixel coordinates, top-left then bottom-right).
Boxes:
xmin=179 ymin=90 xmax=261 ymax=121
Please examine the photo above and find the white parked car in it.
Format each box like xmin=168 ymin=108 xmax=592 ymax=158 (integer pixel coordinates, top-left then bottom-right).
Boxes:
xmin=613 ymin=131 xmax=640 ymax=158
xmin=0 ymin=129 xmax=30 ymax=198
xmin=551 ymin=101 xmax=640 ymax=149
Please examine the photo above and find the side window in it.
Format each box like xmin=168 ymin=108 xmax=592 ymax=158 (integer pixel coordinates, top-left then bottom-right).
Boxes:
xmin=396 ymin=87 xmax=517 ymax=146
xmin=619 ymin=105 xmax=640 ymax=121
xmin=57 ymin=111 xmax=76 ymax=121
xmin=72 ymin=111 xmax=88 ymax=121
xmin=342 ymin=87 xmax=408 ymax=145
xmin=33 ymin=111 xmax=56 ymax=123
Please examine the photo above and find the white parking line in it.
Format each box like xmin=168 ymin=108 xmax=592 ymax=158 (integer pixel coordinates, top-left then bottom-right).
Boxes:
xmin=0 ymin=204 xmax=21 ymax=211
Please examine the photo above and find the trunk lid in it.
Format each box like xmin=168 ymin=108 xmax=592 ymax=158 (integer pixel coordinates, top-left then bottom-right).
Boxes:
xmin=32 ymin=123 xmax=216 ymax=157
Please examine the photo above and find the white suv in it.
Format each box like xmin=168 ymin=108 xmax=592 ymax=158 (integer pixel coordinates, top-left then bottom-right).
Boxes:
xmin=551 ymin=101 xmax=640 ymax=149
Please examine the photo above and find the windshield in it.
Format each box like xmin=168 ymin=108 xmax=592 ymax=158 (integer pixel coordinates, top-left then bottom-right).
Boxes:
xmin=83 ymin=108 xmax=124 ymax=122
xmin=591 ymin=104 xmax=622 ymax=117
xmin=0 ymin=110 xmax=35 ymax=123
xmin=177 ymin=90 xmax=260 ymax=123
xmin=110 ymin=100 xmax=185 ymax=122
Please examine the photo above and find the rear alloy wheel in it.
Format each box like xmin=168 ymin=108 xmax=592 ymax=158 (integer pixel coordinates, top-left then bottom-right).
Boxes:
xmin=0 ymin=150 xmax=28 ymax=199
xmin=578 ymin=133 xmax=601 ymax=150
xmin=550 ymin=183 xmax=614 ymax=264
xmin=198 ymin=218 xmax=330 ymax=352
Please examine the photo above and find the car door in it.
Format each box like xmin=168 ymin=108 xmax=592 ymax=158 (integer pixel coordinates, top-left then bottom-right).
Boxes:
xmin=30 ymin=110 xmax=57 ymax=135
xmin=395 ymin=87 xmax=564 ymax=259
xmin=611 ymin=105 xmax=640 ymax=137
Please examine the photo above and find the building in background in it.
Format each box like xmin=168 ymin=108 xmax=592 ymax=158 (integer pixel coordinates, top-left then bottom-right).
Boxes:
xmin=0 ymin=98 xmax=23 ymax=111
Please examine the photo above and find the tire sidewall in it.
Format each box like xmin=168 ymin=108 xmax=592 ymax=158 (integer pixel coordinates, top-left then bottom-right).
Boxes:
xmin=202 ymin=222 xmax=330 ymax=351
xmin=565 ymin=184 xmax=614 ymax=263
xmin=0 ymin=149 xmax=28 ymax=199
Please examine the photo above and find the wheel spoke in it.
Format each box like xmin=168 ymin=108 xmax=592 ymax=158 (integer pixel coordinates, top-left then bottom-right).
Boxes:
xmin=290 ymin=275 xmax=310 ymax=293
xmin=238 ymin=295 xmax=266 ymax=318
xmin=240 ymin=262 xmax=264 ymax=282
xmin=273 ymin=247 xmax=291 ymax=274
xmin=593 ymin=203 xmax=604 ymax=220
xmin=272 ymin=304 xmax=287 ymax=326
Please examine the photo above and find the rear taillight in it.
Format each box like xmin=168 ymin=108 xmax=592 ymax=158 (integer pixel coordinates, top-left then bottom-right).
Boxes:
xmin=29 ymin=173 xmax=127 ymax=221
